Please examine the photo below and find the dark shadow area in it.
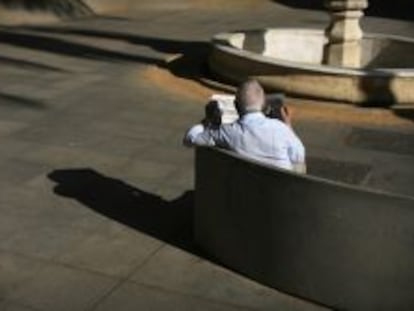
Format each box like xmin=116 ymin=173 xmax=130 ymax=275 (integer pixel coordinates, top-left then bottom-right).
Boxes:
xmin=361 ymin=39 xmax=414 ymax=70
xmin=272 ymin=0 xmax=414 ymax=22
xmin=0 ymin=0 xmax=93 ymax=17
xmin=357 ymin=72 xmax=414 ymax=123
xmin=94 ymin=15 xmax=130 ymax=22
xmin=358 ymin=74 xmax=396 ymax=108
xmin=359 ymin=76 xmax=414 ymax=121
xmin=394 ymin=108 xmax=414 ymax=123
xmin=0 ymin=26 xmax=229 ymax=92
xmin=364 ymin=0 xmax=414 ymax=22
xmin=0 ymin=28 xmax=165 ymax=64
xmin=272 ymin=0 xmax=324 ymax=11
xmin=346 ymin=127 xmax=414 ymax=156
xmin=21 ymin=26 xmax=222 ymax=90
xmin=307 ymin=156 xmax=371 ymax=185
xmin=0 ymin=55 xmax=67 ymax=72
xmin=0 ymin=92 xmax=46 ymax=109
xmin=47 ymin=168 xmax=342 ymax=308
xmin=48 ymin=168 xmax=197 ymax=252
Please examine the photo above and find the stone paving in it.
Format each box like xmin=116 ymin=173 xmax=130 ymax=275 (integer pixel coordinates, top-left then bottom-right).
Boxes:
xmin=0 ymin=1 xmax=413 ymax=310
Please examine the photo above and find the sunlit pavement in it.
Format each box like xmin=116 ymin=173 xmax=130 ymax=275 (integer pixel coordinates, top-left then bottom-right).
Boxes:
xmin=0 ymin=2 xmax=413 ymax=310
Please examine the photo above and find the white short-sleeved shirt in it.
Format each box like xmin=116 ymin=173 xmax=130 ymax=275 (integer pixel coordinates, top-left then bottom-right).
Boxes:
xmin=184 ymin=112 xmax=305 ymax=171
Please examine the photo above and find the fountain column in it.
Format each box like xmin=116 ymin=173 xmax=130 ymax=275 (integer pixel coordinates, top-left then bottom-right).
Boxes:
xmin=324 ymin=0 xmax=368 ymax=68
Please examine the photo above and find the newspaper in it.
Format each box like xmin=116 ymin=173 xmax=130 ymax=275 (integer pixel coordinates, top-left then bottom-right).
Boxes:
xmin=208 ymin=94 xmax=238 ymax=124
xmin=207 ymin=93 xmax=286 ymax=124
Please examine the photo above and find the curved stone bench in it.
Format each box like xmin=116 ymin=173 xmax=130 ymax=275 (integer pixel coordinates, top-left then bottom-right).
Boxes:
xmin=194 ymin=147 xmax=414 ymax=311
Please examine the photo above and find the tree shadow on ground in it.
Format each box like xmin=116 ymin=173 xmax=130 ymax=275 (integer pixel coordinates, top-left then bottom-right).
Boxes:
xmin=272 ymin=0 xmax=414 ymax=22
xmin=0 ymin=25 xmax=231 ymax=93
xmin=0 ymin=0 xmax=93 ymax=17
xmin=0 ymin=28 xmax=165 ymax=64
xmin=0 ymin=55 xmax=67 ymax=72
xmin=0 ymin=92 xmax=46 ymax=109
xmin=48 ymin=168 xmax=198 ymax=253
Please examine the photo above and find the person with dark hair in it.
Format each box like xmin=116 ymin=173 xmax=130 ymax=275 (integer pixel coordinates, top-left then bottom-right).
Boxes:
xmin=184 ymin=79 xmax=306 ymax=172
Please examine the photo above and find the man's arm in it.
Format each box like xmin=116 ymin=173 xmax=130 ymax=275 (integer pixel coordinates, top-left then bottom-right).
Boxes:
xmin=183 ymin=123 xmax=227 ymax=147
xmin=292 ymin=162 xmax=307 ymax=174
xmin=280 ymin=105 xmax=306 ymax=173
xmin=286 ymin=129 xmax=306 ymax=173
xmin=183 ymin=124 xmax=213 ymax=147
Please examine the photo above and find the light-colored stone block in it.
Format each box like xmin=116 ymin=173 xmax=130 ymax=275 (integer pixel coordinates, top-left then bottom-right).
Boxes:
xmin=323 ymin=0 xmax=368 ymax=68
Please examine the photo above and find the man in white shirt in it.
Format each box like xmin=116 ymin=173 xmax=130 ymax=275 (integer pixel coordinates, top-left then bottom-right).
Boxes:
xmin=183 ymin=79 xmax=306 ymax=172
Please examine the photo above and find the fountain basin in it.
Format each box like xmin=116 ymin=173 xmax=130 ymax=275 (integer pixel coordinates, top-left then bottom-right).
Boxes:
xmin=209 ymin=28 xmax=414 ymax=105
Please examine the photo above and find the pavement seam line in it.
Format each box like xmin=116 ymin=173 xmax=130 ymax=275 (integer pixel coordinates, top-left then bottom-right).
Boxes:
xmin=86 ymin=243 xmax=166 ymax=311
xmin=126 ymin=281 xmax=259 ymax=311
xmin=0 ymin=248 xmax=120 ymax=281
xmin=122 ymin=243 xmax=167 ymax=280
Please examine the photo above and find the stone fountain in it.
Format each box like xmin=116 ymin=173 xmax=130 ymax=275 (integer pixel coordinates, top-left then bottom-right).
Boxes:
xmin=208 ymin=0 xmax=414 ymax=106
xmin=324 ymin=0 xmax=368 ymax=68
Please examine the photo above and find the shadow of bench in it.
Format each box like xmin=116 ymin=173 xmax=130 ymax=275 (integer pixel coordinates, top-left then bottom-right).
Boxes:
xmin=194 ymin=147 xmax=414 ymax=311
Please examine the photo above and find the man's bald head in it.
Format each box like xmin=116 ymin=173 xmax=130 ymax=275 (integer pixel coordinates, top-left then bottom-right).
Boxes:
xmin=235 ymin=79 xmax=265 ymax=115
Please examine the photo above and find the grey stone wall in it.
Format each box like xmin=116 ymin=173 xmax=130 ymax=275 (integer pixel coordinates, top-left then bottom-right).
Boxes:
xmin=195 ymin=147 xmax=414 ymax=311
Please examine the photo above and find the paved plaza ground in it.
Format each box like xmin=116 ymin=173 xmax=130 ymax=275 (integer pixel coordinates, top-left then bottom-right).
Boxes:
xmin=0 ymin=1 xmax=413 ymax=310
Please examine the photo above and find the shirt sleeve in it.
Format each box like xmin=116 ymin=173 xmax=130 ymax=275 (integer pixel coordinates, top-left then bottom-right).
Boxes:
xmin=183 ymin=124 xmax=227 ymax=147
xmin=286 ymin=129 xmax=306 ymax=165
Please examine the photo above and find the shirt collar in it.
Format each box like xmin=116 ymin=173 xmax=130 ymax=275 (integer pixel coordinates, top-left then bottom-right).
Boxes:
xmin=239 ymin=112 xmax=266 ymax=123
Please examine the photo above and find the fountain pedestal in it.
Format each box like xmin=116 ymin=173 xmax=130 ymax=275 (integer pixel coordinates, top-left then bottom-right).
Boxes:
xmin=208 ymin=0 xmax=414 ymax=105
xmin=323 ymin=0 xmax=368 ymax=68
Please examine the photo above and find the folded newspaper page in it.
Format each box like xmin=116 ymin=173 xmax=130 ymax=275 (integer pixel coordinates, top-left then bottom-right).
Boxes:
xmin=208 ymin=94 xmax=238 ymax=124
xmin=207 ymin=93 xmax=286 ymax=124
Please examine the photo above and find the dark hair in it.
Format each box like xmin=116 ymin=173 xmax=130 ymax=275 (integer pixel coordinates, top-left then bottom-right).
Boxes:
xmin=264 ymin=93 xmax=285 ymax=120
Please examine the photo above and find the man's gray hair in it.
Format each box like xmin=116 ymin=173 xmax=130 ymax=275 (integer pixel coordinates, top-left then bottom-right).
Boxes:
xmin=235 ymin=79 xmax=265 ymax=114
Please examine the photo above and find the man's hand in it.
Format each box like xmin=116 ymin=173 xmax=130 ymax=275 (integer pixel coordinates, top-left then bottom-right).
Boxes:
xmin=201 ymin=118 xmax=211 ymax=127
xmin=204 ymin=100 xmax=222 ymax=127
